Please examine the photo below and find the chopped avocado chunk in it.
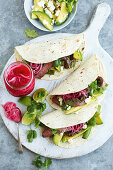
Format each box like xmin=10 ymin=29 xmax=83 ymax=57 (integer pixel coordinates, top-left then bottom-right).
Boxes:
xmin=31 ymin=11 xmax=53 ymax=31
xmin=82 ymin=127 xmax=92 ymax=139
xmin=31 ymin=0 xmax=44 ymax=19
xmin=62 ymin=126 xmax=92 ymax=143
xmin=65 ymin=97 xmax=97 ymax=115
xmin=95 ymin=115 xmax=103 ymax=125
xmin=73 ymin=50 xmax=83 ymax=61
xmin=53 ymin=133 xmax=63 ymax=146
xmin=55 ymin=2 xmax=68 ymax=25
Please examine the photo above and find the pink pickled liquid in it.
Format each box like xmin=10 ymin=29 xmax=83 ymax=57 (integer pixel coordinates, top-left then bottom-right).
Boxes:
xmin=4 ymin=62 xmax=35 ymax=97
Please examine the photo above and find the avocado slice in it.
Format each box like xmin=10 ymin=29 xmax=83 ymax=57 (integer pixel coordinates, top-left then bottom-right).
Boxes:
xmin=95 ymin=115 xmax=103 ymax=125
xmin=73 ymin=50 xmax=83 ymax=61
xmin=65 ymin=97 xmax=97 ymax=115
xmin=62 ymin=126 xmax=92 ymax=143
xmin=82 ymin=127 xmax=92 ymax=139
xmin=31 ymin=11 xmax=53 ymax=31
xmin=31 ymin=0 xmax=44 ymax=19
xmin=53 ymin=133 xmax=63 ymax=146
xmin=55 ymin=2 xmax=68 ymax=25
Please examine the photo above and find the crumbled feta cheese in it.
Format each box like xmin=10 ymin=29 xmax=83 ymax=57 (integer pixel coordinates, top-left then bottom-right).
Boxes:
xmin=68 ymin=139 xmax=73 ymax=144
xmin=83 ymin=124 xmax=87 ymax=129
xmin=60 ymin=66 xmax=64 ymax=71
xmin=38 ymin=0 xmax=45 ymax=8
xmin=45 ymin=8 xmax=52 ymax=18
xmin=59 ymin=19 xmax=62 ymax=23
xmin=75 ymin=111 xmax=79 ymax=114
xmin=35 ymin=8 xmax=38 ymax=11
xmin=43 ymin=20 xmax=49 ymax=25
xmin=67 ymin=106 xmax=71 ymax=110
xmin=56 ymin=2 xmax=60 ymax=7
xmin=60 ymin=133 xmax=64 ymax=136
xmin=47 ymin=1 xmax=55 ymax=12
xmin=52 ymin=19 xmax=54 ymax=24
xmin=85 ymin=96 xmax=91 ymax=104
xmin=55 ymin=10 xmax=60 ymax=16
xmin=32 ymin=5 xmax=34 ymax=9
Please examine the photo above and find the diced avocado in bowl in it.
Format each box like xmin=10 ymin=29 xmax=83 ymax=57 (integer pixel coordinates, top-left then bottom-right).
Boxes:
xmin=55 ymin=2 xmax=68 ymax=25
xmin=29 ymin=0 xmax=78 ymax=31
xmin=31 ymin=0 xmax=44 ymax=19
xmin=31 ymin=11 xmax=53 ymax=31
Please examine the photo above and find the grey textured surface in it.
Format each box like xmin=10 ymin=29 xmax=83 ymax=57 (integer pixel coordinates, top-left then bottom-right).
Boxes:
xmin=0 ymin=0 xmax=113 ymax=170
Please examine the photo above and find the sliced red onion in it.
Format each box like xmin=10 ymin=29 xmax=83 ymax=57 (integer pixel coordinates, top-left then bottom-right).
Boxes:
xmin=66 ymin=123 xmax=84 ymax=133
xmin=58 ymin=89 xmax=89 ymax=103
xmin=2 ymin=102 xmax=22 ymax=123
xmin=30 ymin=63 xmax=43 ymax=75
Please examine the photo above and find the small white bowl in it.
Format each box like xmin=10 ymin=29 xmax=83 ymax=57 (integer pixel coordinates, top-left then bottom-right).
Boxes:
xmin=24 ymin=0 xmax=77 ymax=32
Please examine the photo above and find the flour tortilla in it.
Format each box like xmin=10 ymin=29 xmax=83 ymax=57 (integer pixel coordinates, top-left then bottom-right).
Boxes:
xmin=39 ymin=102 xmax=99 ymax=129
xmin=39 ymin=103 xmax=100 ymax=148
xmin=15 ymin=34 xmax=85 ymax=80
xmin=47 ymin=55 xmax=106 ymax=109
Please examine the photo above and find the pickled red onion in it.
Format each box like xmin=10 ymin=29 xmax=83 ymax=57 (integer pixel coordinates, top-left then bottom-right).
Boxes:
xmin=2 ymin=102 xmax=22 ymax=123
xmin=59 ymin=89 xmax=89 ymax=103
xmin=30 ymin=63 xmax=43 ymax=75
xmin=66 ymin=123 xmax=84 ymax=133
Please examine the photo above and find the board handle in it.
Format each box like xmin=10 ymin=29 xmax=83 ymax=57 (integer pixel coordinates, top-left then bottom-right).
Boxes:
xmin=86 ymin=3 xmax=111 ymax=37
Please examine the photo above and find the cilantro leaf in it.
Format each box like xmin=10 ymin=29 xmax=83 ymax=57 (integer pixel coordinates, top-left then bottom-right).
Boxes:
xmin=88 ymin=80 xmax=108 ymax=97
xmin=26 ymin=130 xmax=37 ymax=143
xmin=27 ymin=100 xmax=46 ymax=117
xmin=53 ymin=59 xmax=62 ymax=67
xmin=25 ymin=29 xmax=38 ymax=38
xmin=71 ymin=60 xmax=76 ymax=69
xmin=51 ymin=128 xmax=58 ymax=135
xmin=32 ymin=154 xmax=52 ymax=170
xmin=38 ymin=91 xmax=46 ymax=98
xmin=42 ymin=158 xmax=52 ymax=169
xmin=33 ymin=117 xmax=41 ymax=128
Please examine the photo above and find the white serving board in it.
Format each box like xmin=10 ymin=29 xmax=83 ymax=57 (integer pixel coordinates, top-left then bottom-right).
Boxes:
xmin=0 ymin=3 xmax=113 ymax=159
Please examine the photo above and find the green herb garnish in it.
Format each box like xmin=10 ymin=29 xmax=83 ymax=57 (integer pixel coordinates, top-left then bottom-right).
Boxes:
xmin=71 ymin=60 xmax=76 ymax=69
xmin=33 ymin=117 xmax=41 ymax=128
xmin=47 ymin=70 xmax=55 ymax=75
xmin=51 ymin=128 xmax=58 ymax=135
xmin=27 ymin=100 xmax=46 ymax=118
xmin=53 ymin=59 xmax=62 ymax=67
xmin=25 ymin=29 xmax=38 ymax=38
xmin=88 ymin=80 xmax=108 ymax=97
xmin=26 ymin=129 xmax=37 ymax=143
xmin=38 ymin=91 xmax=46 ymax=98
xmin=32 ymin=155 xmax=52 ymax=170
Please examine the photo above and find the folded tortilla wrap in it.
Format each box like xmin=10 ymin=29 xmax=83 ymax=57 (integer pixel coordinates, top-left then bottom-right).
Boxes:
xmin=39 ymin=103 xmax=100 ymax=148
xmin=15 ymin=33 xmax=85 ymax=80
xmin=47 ymin=55 xmax=106 ymax=110
xmin=39 ymin=102 xmax=98 ymax=129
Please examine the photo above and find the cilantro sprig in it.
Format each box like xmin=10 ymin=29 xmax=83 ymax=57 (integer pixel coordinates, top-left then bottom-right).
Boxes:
xmin=32 ymin=155 xmax=52 ymax=170
xmin=27 ymin=100 xmax=46 ymax=118
xmin=26 ymin=129 xmax=37 ymax=143
xmin=25 ymin=29 xmax=38 ymax=38
xmin=88 ymin=80 xmax=108 ymax=97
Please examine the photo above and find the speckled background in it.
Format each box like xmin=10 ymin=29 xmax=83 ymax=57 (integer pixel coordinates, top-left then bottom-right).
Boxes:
xmin=0 ymin=0 xmax=113 ymax=170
